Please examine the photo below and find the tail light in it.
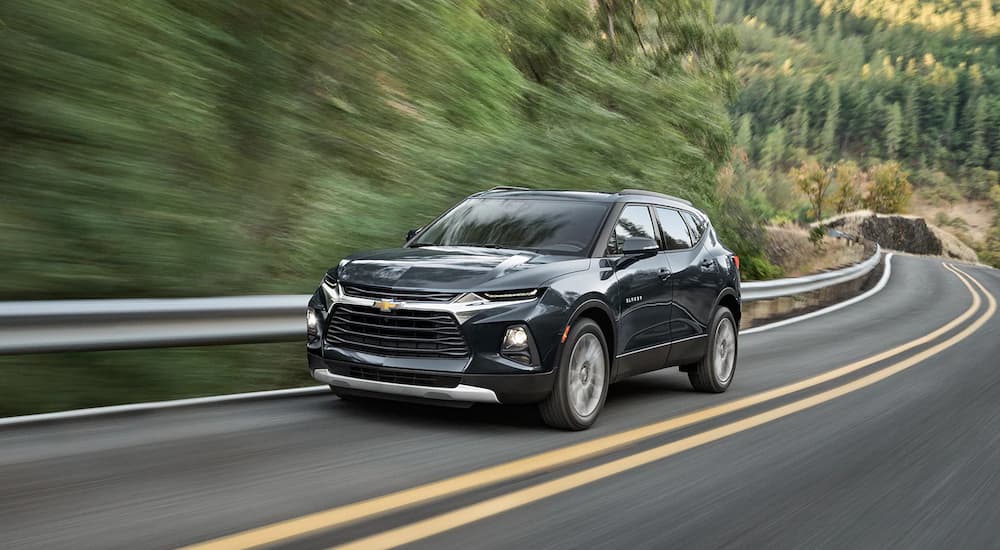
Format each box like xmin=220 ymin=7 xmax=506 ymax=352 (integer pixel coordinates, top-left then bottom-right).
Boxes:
xmin=732 ymin=255 xmax=740 ymax=270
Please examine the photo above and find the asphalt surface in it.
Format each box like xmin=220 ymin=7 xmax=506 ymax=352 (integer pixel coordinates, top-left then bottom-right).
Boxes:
xmin=1 ymin=255 xmax=998 ymax=549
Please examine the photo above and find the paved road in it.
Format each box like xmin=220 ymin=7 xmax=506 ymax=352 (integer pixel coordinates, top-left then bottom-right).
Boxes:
xmin=1 ymin=255 xmax=997 ymax=549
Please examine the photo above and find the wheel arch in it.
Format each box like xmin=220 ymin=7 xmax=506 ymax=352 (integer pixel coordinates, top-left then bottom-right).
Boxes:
xmin=560 ymin=298 xmax=616 ymax=367
xmin=714 ymin=288 xmax=741 ymax=327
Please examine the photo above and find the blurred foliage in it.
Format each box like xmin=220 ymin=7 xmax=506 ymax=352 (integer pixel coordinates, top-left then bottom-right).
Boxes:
xmin=0 ymin=344 xmax=310 ymax=417
xmin=0 ymin=0 xmax=754 ymax=413
xmin=2 ymin=0 xmax=742 ymax=301
xmin=741 ymin=253 xmax=785 ymax=279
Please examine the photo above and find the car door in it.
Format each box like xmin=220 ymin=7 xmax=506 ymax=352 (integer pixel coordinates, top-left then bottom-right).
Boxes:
xmin=655 ymin=207 xmax=713 ymax=365
xmin=608 ymin=204 xmax=673 ymax=379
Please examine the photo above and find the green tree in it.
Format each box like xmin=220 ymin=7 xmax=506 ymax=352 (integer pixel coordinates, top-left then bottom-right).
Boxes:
xmin=820 ymin=82 xmax=840 ymax=160
xmin=791 ymin=159 xmax=833 ymax=221
xmin=885 ymin=102 xmax=904 ymax=159
xmin=901 ymin=85 xmax=921 ymax=160
xmin=832 ymin=160 xmax=865 ymax=213
xmin=792 ymin=0 xmax=807 ymax=34
xmin=761 ymin=124 xmax=787 ymax=169
xmin=866 ymin=161 xmax=913 ymax=213
xmin=941 ymin=103 xmax=957 ymax=157
xmin=790 ymin=104 xmax=810 ymax=150
xmin=967 ymin=167 xmax=999 ymax=200
xmin=993 ymin=99 xmax=1000 ymax=171
xmin=736 ymin=113 xmax=754 ymax=155
xmin=968 ymin=96 xmax=990 ymax=167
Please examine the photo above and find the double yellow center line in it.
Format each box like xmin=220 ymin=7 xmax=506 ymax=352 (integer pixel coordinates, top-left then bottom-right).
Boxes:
xmin=333 ymin=264 xmax=995 ymax=549
xmin=186 ymin=263 xmax=994 ymax=550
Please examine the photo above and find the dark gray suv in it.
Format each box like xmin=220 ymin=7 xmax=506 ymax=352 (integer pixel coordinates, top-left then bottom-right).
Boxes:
xmin=306 ymin=188 xmax=741 ymax=429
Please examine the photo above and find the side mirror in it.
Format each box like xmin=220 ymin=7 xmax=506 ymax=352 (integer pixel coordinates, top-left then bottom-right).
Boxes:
xmin=406 ymin=228 xmax=421 ymax=242
xmin=622 ymin=237 xmax=658 ymax=257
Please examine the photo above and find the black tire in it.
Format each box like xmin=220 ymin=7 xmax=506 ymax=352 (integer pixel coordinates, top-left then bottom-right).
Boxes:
xmin=687 ymin=307 xmax=738 ymax=393
xmin=539 ymin=318 xmax=610 ymax=430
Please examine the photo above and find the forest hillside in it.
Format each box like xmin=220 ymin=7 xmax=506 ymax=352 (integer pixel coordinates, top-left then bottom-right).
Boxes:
xmin=717 ymin=0 xmax=1000 ymax=266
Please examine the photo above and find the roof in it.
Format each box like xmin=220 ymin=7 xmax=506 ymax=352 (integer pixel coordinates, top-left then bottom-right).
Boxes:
xmin=616 ymin=188 xmax=692 ymax=206
xmin=473 ymin=187 xmax=697 ymax=210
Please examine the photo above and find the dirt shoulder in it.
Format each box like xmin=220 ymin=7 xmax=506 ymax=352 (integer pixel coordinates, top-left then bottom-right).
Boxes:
xmin=764 ymin=226 xmax=867 ymax=278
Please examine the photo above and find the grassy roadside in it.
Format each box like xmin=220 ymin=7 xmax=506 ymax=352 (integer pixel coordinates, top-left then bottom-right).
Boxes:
xmin=0 ymin=343 xmax=312 ymax=417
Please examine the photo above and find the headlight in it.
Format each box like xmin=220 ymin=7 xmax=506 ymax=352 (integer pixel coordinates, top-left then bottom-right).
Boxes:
xmin=482 ymin=289 xmax=540 ymax=301
xmin=306 ymin=308 xmax=319 ymax=338
xmin=323 ymin=259 xmax=349 ymax=286
xmin=501 ymin=325 xmax=533 ymax=365
xmin=452 ymin=289 xmax=542 ymax=308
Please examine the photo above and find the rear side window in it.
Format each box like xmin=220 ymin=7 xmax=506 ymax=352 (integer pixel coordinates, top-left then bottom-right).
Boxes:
xmin=655 ymin=208 xmax=693 ymax=250
xmin=606 ymin=205 xmax=657 ymax=255
xmin=679 ymin=210 xmax=707 ymax=243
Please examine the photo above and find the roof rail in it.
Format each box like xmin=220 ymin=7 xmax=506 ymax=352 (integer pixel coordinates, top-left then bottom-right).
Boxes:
xmin=618 ymin=188 xmax=693 ymax=206
xmin=486 ymin=186 xmax=530 ymax=192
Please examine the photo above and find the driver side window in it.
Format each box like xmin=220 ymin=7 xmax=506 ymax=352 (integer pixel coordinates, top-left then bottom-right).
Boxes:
xmin=606 ymin=205 xmax=657 ymax=255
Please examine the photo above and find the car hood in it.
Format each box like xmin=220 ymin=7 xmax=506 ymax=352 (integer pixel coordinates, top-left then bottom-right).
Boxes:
xmin=334 ymin=247 xmax=590 ymax=292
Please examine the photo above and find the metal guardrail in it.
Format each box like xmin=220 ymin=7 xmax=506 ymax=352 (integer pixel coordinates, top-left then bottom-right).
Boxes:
xmin=0 ymin=295 xmax=310 ymax=355
xmin=0 ymin=246 xmax=881 ymax=354
xmin=741 ymin=244 xmax=882 ymax=302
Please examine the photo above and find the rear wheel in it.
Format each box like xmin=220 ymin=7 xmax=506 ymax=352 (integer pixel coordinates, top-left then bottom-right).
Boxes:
xmin=539 ymin=319 xmax=610 ymax=430
xmin=687 ymin=308 xmax=737 ymax=393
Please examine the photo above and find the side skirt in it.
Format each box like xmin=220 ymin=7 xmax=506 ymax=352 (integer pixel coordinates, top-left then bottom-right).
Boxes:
xmin=612 ymin=334 xmax=707 ymax=381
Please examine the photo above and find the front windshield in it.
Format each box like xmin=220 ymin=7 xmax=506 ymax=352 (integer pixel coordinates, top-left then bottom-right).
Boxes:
xmin=412 ymin=198 xmax=611 ymax=256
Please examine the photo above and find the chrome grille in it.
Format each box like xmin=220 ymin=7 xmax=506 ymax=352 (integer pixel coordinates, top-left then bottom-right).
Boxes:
xmin=325 ymin=304 xmax=470 ymax=358
xmin=341 ymin=284 xmax=458 ymax=303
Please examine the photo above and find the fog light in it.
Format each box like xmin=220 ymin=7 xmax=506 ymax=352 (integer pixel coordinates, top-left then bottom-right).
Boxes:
xmin=306 ymin=308 xmax=319 ymax=337
xmin=502 ymin=325 xmax=532 ymax=365
xmin=503 ymin=326 xmax=529 ymax=351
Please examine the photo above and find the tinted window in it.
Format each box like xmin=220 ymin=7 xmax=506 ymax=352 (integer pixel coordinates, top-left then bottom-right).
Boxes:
xmin=606 ymin=205 xmax=657 ymax=255
xmin=679 ymin=210 xmax=706 ymax=242
xmin=412 ymin=198 xmax=610 ymax=256
xmin=656 ymin=208 xmax=693 ymax=250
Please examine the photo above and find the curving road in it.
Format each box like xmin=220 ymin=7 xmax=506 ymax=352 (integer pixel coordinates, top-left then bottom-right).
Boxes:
xmin=1 ymin=255 xmax=998 ymax=549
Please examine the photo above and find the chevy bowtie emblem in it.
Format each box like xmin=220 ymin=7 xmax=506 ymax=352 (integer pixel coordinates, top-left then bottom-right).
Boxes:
xmin=373 ymin=298 xmax=402 ymax=312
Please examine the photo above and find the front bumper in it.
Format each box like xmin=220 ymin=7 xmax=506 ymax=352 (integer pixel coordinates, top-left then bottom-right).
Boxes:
xmin=307 ymin=281 xmax=570 ymax=405
xmin=308 ymin=353 xmax=554 ymax=405
xmin=312 ymin=368 xmax=501 ymax=403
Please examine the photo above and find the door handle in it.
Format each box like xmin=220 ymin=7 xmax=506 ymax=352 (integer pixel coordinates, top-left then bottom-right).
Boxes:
xmin=658 ymin=268 xmax=671 ymax=280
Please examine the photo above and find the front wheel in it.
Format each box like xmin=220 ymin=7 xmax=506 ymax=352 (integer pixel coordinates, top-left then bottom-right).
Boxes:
xmin=687 ymin=308 xmax=738 ymax=393
xmin=539 ymin=318 xmax=610 ymax=430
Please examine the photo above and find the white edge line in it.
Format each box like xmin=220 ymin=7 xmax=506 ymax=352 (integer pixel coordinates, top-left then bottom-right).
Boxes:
xmin=741 ymin=252 xmax=893 ymax=336
xmin=0 ymin=253 xmax=895 ymax=427
xmin=0 ymin=385 xmax=330 ymax=428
